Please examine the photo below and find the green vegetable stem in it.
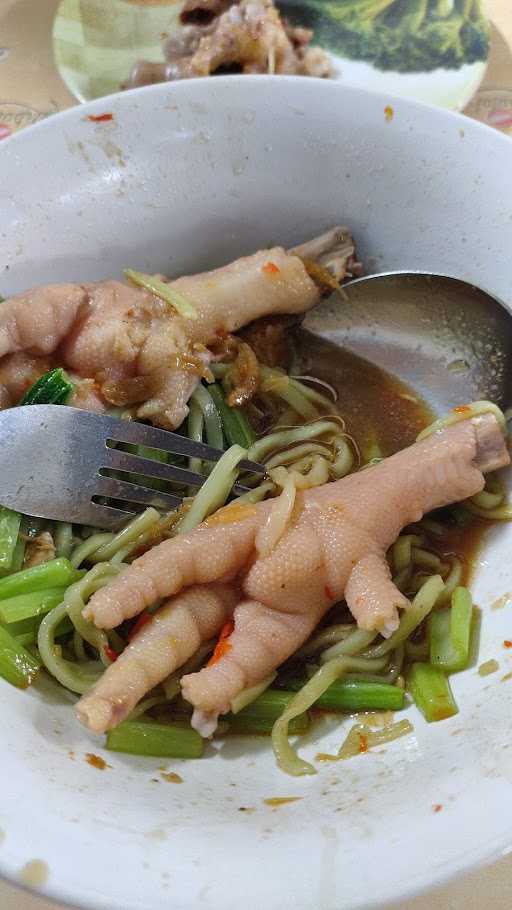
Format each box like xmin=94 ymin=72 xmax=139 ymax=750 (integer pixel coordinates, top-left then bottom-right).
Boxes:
xmin=106 ymin=721 xmax=204 ymax=758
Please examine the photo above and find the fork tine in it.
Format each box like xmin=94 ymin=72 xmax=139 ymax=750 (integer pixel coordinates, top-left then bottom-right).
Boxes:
xmin=95 ymin=475 xmax=183 ymax=511
xmin=86 ymin=501 xmax=138 ymax=531
xmin=104 ymin=450 xmax=207 ymax=486
xmin=103 ymin=451 xmax=255 ymax=495
xmin=102 ymin=414 xmax=265 ymax=475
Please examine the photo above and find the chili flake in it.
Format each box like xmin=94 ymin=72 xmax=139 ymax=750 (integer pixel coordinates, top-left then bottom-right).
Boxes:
xmin=104 ymin=645 xmax=118 ymax=663
xmin=208 ymin=620 xmax=235 ymax=666
xmin=87 ymin=112 xmax=114 ymax=122
xmin=129 ymin=611 xmax=152 ymax=641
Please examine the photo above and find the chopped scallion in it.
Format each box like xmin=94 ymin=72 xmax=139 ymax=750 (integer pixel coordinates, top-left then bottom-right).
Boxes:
xmin=20 ymin=368 xmax=74 ymax=406
xmin=208 ymin=383 xmax=255 ymax=448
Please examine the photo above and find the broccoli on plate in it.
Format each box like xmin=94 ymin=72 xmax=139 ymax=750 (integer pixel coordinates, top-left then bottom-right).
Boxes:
xmin=278 ymin=0 xmax=490 ymax=73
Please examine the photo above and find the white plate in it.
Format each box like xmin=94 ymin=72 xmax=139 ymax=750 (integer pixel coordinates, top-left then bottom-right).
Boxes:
xmin=52 ymin=0 xmax=488 ymax=112
xmin=331 ymin=56 xmax=487 ymax=112
xmin=1 ymin=77 xmax=512 ymax=910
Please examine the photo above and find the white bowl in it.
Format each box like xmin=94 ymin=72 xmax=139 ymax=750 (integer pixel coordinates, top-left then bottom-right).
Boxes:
xmin=2 ymin=77 xmax=512 ymax=910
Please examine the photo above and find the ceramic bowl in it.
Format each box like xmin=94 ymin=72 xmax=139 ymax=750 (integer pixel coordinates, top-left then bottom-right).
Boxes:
xmin=2 ymin=77 xmax=512 ymax=910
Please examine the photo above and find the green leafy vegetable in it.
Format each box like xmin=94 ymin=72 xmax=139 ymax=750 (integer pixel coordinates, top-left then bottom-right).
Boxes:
xmin=0 ymin=587 xmax=67 ymax=637
xmin=208 ymin=382 xmax=256 ymax=448
xmin=20 ymin=368 xmax=74 ymax=406
xmin=191 ymin=384 xmax=224 ymax=451
xmin=280 ymin=0 xmax=489 ymax=73
xmin=226 ymin=689 xmax=310 ymax=735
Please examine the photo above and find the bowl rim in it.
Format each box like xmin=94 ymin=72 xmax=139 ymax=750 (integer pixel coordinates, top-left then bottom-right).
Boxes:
xmin=2 ymin=73 xmax=512 ymax=156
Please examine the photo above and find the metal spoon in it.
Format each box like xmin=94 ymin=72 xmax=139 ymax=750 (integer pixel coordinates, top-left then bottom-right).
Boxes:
xmin=300 ymin=272 xmax=512 ymax=418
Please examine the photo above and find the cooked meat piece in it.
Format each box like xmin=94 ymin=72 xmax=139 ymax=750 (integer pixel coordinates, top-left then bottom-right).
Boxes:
xmin=239 ymin=315 xmax=298 ymax=369
xmin=0 ymin=352 xmax=54 ymax=406
xmin=123 ymin=0 xmax=332 ymax=88
xmin=0 ymin=231 xmax=352 ymax=428
xmin=185 ymin=0 xmax=302 ymax=76
xmin=23 ymin=531 xmax=56 ymax=568
xmin=82 ymin=502 xmax=261 ymax=630
xmin=179 ymin=0 xmax=231 ymax=26
xmin=291 ymin=226 xmax=363 ymax=284
xmin=77 ymin=583 xmax=237 ymax=733
xmin=76 ymin=414 xmax=509 ymax=733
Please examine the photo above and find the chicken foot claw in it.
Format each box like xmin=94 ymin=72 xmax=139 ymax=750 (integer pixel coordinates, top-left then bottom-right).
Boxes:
xmin=182 ymin=598 xmax=322 ymax=732
xmin=2 ymin=230 xmax=349 ymax=426
xmin=76 ymin=413 xmax=510 ymax=735
xmin=345 ymin=553 xmax=410 ymax=638
xmin=76 ymin=583 xmax=238 ymax=733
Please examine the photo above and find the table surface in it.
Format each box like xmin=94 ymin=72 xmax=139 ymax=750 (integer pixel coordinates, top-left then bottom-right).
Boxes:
xmin=1 ymin=0 xmax=512 ymax=907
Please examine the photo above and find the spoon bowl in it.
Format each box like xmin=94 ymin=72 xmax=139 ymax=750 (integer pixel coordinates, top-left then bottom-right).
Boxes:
xmin=303 ymin=272 xmax=512 ymax=417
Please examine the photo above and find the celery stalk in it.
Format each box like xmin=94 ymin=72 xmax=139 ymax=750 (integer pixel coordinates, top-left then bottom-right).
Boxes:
xmin=106 ymin=721 xmax=204 ymax=758
xmin=284 ymin=677 xmax=405 ymax=712
xmin=0 ymin=559 xmax=82 ymax=601
xmin=226 ymin=689 xmax=310 ymax=735
xmin=430 ymin=586 xmax=473 ymax=672
xmin=0 ymin=508 xmax=22 ymax=571
xmin=0 ymin=625 xmax=41 ymax=688
xmin=0 ymin=587 xmax=68 ymax=625
xmin=408 ymin=662 xmax=458 ymax=722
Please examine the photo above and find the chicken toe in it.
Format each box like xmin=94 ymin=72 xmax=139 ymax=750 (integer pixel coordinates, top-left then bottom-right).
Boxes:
xmin=76 ymin=583 xmax=238 ymax=733
xmin=345 ymin=553 xmax=410 ymax=638
xmin=83 ymin=508 xmax=263 ymax=629
xmin=182 ymin=597 xmax=323 ymax=729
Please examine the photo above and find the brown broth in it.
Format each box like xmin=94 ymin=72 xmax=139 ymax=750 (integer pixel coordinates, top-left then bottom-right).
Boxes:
xmin=295 ymin=331 xmax=433 ymax=459
xmin=295 ymin=331 xmax=489 ymax=575
xmin=429 ymin=518 xmax=490 ymax=588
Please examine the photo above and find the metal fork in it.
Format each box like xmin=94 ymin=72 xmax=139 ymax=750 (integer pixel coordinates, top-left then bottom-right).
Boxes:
xmin=0 ymin=406 xmax=265 ymax=529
